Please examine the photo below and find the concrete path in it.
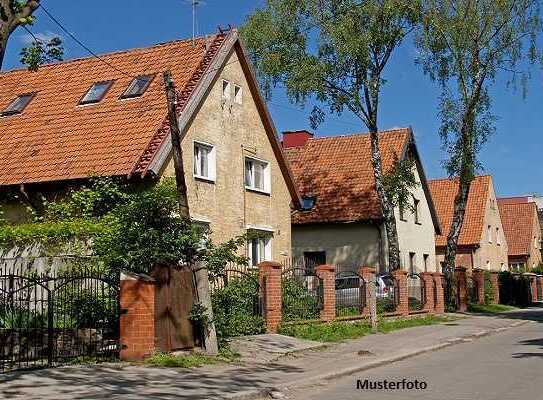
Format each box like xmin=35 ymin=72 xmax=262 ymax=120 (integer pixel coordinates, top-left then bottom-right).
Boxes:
xmin=1 ymin=308 xmax=541 ymax=400
xmin=285 ymin=311 xmax=543 ymax=400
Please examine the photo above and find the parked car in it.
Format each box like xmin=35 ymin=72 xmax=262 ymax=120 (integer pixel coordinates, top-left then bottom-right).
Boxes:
xmin=376 ymin=275 xmax=395 ymax=299
xmin=335 ymin=275 xmax=362 ymax=307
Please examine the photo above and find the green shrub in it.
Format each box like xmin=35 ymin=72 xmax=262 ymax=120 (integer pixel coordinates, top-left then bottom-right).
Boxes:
xmin=0 ymin=304 xmax=47 ymax=329
xmin=211 ymin=274 xmax=265 ymax=346
xmin=281 ymin=277 xmax=320 ymax=322
xmin=376 ymin=297 xmax=396 ymax=314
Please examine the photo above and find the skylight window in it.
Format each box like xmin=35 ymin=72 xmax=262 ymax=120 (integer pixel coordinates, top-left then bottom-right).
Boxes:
xmin=1 ymin=93 xmax=34 ymax=116
xmin=301 ymin=196 xmax=316 ymax=211
xmin=121 ymin=74 xmax=155 ymax=99
xmin=79 ymin=81 xmax=113 ymax=105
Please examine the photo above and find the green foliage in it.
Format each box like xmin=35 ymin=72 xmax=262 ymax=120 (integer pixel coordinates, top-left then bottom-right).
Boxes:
xmin=144 ymin=352 xmax=222 ymax=368
xmin=376 ymin=297 xmax=396 ymax=314
xmin=211 ymin=274 xmax=266 ymax=347
xmin=531 ymin=264 xmax=543 ymax=274
xmin=383 ymin=157 xmax=418 ymax=210
xmin=281 ymin=277 xmax=320 ymax=322
xmin=467 ymin=303 xmax=517 ymax=314
xmin=416 ymin=0 xmax=542 ymax=178
xmin=279 ymin=315 xmax=454 ymax=342
xmin=0 ymin=305 xmax=46 ymax=329
xmin=20 ymin=36 xmax=63 ymax=72
xmin=498 ymin=271 xmax=532 ymax=306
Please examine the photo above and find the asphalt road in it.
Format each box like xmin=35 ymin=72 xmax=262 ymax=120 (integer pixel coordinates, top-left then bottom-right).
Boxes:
xmin=287 ymin=313 xmax=543 ymax=400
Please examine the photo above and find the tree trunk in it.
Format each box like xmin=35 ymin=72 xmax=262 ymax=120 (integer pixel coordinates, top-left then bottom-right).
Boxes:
xmin=0 ymin=33 xmax=7 ymax=70
xmin=443 ymin=116 xmax=475 ymax=310
xmin=369 ymin=128 xmax=401 ymax=271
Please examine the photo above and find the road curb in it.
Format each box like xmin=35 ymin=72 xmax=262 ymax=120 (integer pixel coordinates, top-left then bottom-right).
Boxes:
xmin=228 ymin=319 xmax=531 ymax=399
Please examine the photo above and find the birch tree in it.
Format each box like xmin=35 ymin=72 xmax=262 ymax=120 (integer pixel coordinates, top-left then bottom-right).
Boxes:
xmin=416 ymin=0 xmax=541 ymax=309
xmin=242 ymin=0 xmax=421 ymax=270
xmin=0 ymin=0 xmax=62 ymax=71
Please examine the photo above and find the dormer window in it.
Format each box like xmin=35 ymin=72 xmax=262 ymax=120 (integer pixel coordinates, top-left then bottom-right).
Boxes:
xmin=301 ymin=196 xmax=316 ymax=211
xmin=1 ymin=93 xmax=34 ymax=116
xmin=121 ymin=74 xmax=155 ymax=99
xmin=79 ymin=81 xmax=113 ymax=105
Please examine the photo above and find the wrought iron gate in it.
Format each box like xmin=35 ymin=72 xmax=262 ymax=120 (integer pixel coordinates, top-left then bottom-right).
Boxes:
xmin=0 ymin=259 xmax=119 ymax=373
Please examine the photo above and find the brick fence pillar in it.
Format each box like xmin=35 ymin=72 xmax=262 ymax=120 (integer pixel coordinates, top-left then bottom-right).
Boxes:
xmin=537 ymin=276 xmax=543 ymax=302
xmin=456 ymin=267 xmax=468 ymax=312
xmin=359 ymin=266 xmax=376 ymax=315
xmin=316 ymin=264 xmax=336 ymax=322
xmin=490 ymin=272 xmax=500 ymax=304
xmin=420 ymin=272 xmax=435 ymax=312
xmin=120 ymin=272 xmax=158 ymax=361
xmin=258 ymin=261 xmax=282 ymax=333
xmin=525 ymin=274 xmax=538 ymax=303
xmin=472 ymin=269 xmax=485 ymax=305
xmin=432 ymin=273 xmax=445 ymax=314
xmin=392 ymin=270 xmax=409 ymax=316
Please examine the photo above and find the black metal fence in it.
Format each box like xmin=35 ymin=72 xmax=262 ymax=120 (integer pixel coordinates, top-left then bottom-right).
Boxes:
xmin=335 ymin=271 xmax=365 ymax=318
xmin=281 ymin=263 xmax=323 ymax=323
xmin=407 ymin=273 xmax=425 ymax=311
xmin=0 ymin=257 xmax=119 ymax=373
xmin=376 ymin=273 xmax=398 ymax=313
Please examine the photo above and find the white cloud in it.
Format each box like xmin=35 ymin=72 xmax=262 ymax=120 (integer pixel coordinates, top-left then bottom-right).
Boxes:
xmin=20 ymin=30 xmax=62 ymax=45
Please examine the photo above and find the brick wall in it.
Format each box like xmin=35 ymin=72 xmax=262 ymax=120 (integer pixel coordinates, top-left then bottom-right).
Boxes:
xmin=259 ymin=261 xmax=282 ymax=333
xmin=472 ymin=269 xmax=485 ymax=305
xmin=490 ymin=272 xmax=500 ymax=304
xmin=420 ymin=272 xmax=435 ymax=312
xmin=120 ymin=273 xmax=157 ymax=361
xmin=456 ymin=267 xmax=468 ymax=312
xmin=393 ymin=270 xmax=409 ymax=316
xmin=433 ymin=273 xmax=445 ymax=313
xmin=316 ymin=265 xmax=336 ymax=322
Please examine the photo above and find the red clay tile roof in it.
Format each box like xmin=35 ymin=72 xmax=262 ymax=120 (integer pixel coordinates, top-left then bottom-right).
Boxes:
xmin=284 ymin=129 xmax=411 ymax=224
xmin=428 ymin=176 xmax=491 ymax=247
xmin=498 ymin=200 xmax=538 ymax=256
xmin=0 ymin=33 xmax=227 ymax=185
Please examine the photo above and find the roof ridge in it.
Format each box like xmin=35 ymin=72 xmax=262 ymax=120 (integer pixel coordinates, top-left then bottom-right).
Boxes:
xmin=0 ymin=35 xmax=214 ymax=76
xmin=309 ymin=128 xmax=410 ymax=142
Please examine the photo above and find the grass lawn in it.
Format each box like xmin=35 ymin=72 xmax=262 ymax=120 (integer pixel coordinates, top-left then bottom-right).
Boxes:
xmin=278 ymin=314 xmax=456 ymax=342
xmin=467 ymin=303 xmax=518 ymax=313
xmin=143 ymin=347 xmax=240 ymax=368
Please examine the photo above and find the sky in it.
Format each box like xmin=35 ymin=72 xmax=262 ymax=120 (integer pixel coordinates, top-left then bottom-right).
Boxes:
xmin=2 ymin=0 xmax=542 ymax=197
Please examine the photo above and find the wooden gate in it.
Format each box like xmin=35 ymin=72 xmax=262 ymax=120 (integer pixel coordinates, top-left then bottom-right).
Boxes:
xmin=152 ymin=265 xmax=196 ymax=351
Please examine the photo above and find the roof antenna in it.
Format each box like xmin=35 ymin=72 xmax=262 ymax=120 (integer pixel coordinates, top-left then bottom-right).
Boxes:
xmin=192 ymin=0 xmax=200 ymax=47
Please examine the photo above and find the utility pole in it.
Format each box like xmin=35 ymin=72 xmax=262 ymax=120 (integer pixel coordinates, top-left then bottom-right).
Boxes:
xmin=163 ymin=71 xmax=190 ymax=217
xmin=163 ymin=70 xmax=218 ymax=355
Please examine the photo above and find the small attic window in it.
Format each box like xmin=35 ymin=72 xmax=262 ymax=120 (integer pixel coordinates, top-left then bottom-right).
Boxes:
xmin=1 ymin=93 xmax=34 ymax=116
xmin=79 ymin=81 xmax=113 ymax=105
xmin=121 ymin=74 xmax=155 ymax=99
xmin=301 ymin=196 xmax=316 ymax=211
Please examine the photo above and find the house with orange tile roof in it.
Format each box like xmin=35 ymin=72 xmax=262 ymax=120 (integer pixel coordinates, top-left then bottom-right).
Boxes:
xmin=283 ymin=128 xmax=441 ymax=273
xmin=0 ymin=29 xmax=300 ymax=265
xmin=497 ymin=199 xmax=542 ymax=271
xmin=428 ymin=175 xmax=508 ymax=272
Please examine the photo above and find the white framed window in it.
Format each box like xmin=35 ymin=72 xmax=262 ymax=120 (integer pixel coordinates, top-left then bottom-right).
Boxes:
xmin=496 ymin=228 xmax=501 ymax=245
xmin=487 ymin=225 xmax=492 ymax=243
xmin=193 ymin=141 xmax=216 ymax=181
xmin=222 ymin=80 xmax=231 ymax=100
xmin=245 ymin=157 xmax=271 ymax=193
xmin=234 ymin=84 xmax=243 ymax=104
xmin=247 ymin=235 xmax=272 ymax=267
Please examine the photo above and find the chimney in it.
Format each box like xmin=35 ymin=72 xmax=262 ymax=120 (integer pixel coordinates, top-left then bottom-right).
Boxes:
xmin=282 ymin=130 xmax=314 ymax=149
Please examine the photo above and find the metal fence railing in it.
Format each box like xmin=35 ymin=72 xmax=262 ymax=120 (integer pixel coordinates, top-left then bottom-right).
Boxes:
xmin=0 ymin=257 xmax=119 ymax=373
xmin=335 ymin=271 xmax=366 ymax=318
xmin=281 ymin=265 xmax=323 ymax=323
xmin=407 ymin=273 xmax=425 ymax=311
xmin=376 ymin=273 xmax=398 ymax=314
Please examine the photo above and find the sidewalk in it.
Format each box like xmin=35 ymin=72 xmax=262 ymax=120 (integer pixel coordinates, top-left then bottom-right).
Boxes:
xmin=1 ymin=309 xmax=540 ymax=400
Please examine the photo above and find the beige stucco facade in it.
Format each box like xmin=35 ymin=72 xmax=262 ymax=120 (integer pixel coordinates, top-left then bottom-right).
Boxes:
xmin=436 ymin=180 xmax=508 ymax=272
xmin=161 ymin=49 xmax=292 ymax=263
xmin=292 ymin=162 xmax=438 ymax=273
